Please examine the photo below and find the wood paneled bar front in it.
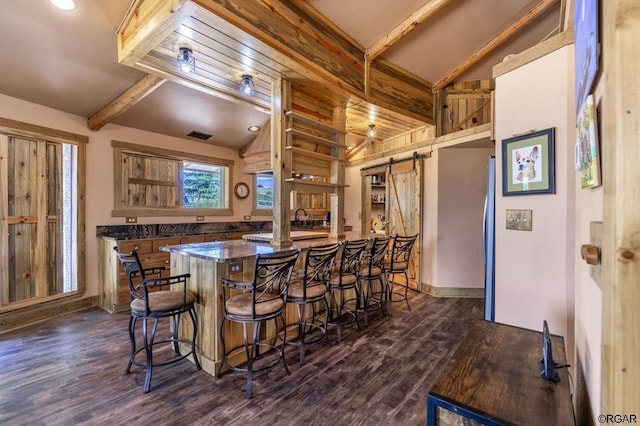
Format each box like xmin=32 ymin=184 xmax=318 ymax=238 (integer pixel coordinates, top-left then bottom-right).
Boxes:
xmin=161 ymin=233 xmax=370 ymax=377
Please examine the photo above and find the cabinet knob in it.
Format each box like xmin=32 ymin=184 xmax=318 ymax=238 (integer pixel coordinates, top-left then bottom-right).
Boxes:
xmin=580 ymin=244 xmax=600 ymax=265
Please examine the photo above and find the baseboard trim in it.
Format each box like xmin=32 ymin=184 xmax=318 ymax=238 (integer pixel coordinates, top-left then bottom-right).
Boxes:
xmin=0 ymin=295 xmax=98 ymax=335
xmin=420 ymin=283 xmax=484 ymax=298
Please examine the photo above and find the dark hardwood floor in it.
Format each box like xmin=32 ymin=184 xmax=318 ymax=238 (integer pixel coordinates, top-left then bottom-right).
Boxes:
xmin=0 ymin=291 xmax=482 ymax=425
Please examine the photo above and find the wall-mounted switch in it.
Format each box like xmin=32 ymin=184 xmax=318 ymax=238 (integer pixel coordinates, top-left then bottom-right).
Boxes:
xmin=244 ymin=215 xmax=251 ymax=220
xmin=506 ymin=209 xmax=532 ymax=231
xmin=126 ymin=217 xmax=137 ymax=223
xmin=196 ymin=216 xmax=205 ymax=221
xmin=229 ymin=262 xmax=242 ymax=273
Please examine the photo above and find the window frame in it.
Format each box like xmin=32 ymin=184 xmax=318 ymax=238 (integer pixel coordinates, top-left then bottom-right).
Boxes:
xmin=111 ymin=140 xmax=234 ymax=217
xmin=252 ymin=172 xmax=274 ymax=216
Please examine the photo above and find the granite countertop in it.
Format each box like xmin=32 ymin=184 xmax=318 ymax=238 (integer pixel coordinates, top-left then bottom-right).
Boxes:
xmin=160 ymin=231 xmax=372 ymax=262
xmin=242 ymin=230 xmax=329 ymax=242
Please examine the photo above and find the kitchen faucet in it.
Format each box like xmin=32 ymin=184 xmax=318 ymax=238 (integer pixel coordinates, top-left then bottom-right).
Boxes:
xmin=294 ymin=208 xmax=308 ymax=227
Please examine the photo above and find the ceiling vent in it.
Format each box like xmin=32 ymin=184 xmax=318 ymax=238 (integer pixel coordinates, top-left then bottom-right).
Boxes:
xmin=187 ymin=130 xmax=212 ymax=140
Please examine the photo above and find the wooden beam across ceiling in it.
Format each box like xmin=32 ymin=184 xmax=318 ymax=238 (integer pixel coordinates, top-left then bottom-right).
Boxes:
xmin=87 ymin=74 xmax=166 ymax=131
xmin=433 ymin=0 xmax=560 ymax=91
xmin=365 ymin=0 xmax=455 ymax=62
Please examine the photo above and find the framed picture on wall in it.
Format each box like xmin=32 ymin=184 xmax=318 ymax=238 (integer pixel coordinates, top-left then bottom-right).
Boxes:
xmin=502 ymin=128 xmax=555 ymax=196
xmin=576 ymin=94 xmax=601 ymax=189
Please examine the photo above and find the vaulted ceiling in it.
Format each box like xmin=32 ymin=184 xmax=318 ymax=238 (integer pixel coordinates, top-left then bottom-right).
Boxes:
xmin=0 ymin=0 xmax=566 ymax=150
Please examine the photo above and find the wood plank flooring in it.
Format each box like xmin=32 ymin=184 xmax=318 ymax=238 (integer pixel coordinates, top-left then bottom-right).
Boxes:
xmin=0 ymin=291 xmax=482 ymax=425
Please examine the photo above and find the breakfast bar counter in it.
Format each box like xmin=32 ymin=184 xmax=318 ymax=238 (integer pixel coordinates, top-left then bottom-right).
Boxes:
xmin=160 ymin=232 xmax=371 ymax=376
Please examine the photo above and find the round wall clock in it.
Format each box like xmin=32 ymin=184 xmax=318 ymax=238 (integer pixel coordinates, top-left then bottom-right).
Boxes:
xmin=234 ymin=182 xmax=250 ymax=199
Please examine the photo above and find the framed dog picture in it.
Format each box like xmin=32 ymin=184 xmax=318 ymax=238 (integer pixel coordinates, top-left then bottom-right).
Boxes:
xmin=502 ymin=128 xmax=555 ymax=196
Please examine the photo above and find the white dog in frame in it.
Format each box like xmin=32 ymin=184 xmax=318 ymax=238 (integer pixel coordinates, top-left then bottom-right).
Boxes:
xmin=513 ymin=145 xmax=542 ymax=184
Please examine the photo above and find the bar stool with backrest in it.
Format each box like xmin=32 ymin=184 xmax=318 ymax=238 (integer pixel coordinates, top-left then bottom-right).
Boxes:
xmin=220 ymin=249 xmax=300 ymax=399
xmin=384 ymin=234 xmax=418 ymax=310
xmin=327 ymin=239 xmax=368 ymax=343
xmin=113 ymin=248 xmax=201 ymax=393
xmin=358 ymin=235 xmax=390 ymax=325
xmin=286 ymin=242 xmax=341 ymax=364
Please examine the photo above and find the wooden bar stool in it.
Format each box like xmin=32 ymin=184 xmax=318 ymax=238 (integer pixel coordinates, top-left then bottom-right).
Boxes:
xmin=286 ymin=242 xmax=341 ymax=364
xmin=384 ymin=234 xmax=418 ymax=310
xmin=220 ymin=249 xmax=300 ymax=399
xmin=113 ymin=248 xmax=201 ymax=393
xmin=327 ymin=239 xmax=368 ymax=343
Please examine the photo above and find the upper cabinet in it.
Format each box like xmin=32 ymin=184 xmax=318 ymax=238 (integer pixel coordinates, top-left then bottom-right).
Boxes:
xmin=361 ymin=165 xmax=389 ymax=235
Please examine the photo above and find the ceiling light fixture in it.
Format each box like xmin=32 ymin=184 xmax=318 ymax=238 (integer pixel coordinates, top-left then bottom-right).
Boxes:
xmin=367 ymin=124 xmax=377 ymax=138
xmin=177 ymin=47 xmax=195 ymax=73
xmin=50 ymin=0 xmax=77 ymax=10
xmin=239 ymin=75 xmax=256 ymax=97
xmin=247 ymin=126 xmax=261 ymax=132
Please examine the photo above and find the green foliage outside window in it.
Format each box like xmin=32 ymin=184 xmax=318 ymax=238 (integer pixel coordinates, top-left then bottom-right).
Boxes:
xmin=183 ymin=163 xmax=223 ymax=208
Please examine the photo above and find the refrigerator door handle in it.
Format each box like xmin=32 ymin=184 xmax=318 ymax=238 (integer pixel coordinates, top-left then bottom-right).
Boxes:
xmin=482 ymin=194 xmax=488 ymax=264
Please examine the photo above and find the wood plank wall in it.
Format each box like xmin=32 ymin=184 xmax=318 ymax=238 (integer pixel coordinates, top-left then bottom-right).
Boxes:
xmin=434 ymin=80 xmax=494 ymax=137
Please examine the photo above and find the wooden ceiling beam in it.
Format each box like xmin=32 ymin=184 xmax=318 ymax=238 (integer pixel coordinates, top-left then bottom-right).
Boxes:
xmin=365 ymin=0 xmax=454 ymax=62
xmin=433 ymin=0 xmax=560 ymax=91
xmin=87 ymin=74 xmax=166 ymax=131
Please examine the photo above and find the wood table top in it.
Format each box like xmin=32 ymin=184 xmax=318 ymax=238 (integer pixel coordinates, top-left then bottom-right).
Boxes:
xmin=428 ymin=320 xmax=574 ymax=425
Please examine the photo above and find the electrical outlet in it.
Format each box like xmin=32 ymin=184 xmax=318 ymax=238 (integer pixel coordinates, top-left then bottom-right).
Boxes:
xmin=229 ymin=262 xmax=242 ymax=273
xmin=126 ymin=217 xmax=137 ymax=223
xmin=196 ymin=216 xmax=205 ymax=221
xmin=244 ymin=215 xmax=251 ymax=220
xmin=505 ymin=209 xmax=532 ymax=231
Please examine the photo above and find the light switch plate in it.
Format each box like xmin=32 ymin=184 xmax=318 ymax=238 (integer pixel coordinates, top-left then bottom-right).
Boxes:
xmin=506 ymin=209 xmax=532 ymax=231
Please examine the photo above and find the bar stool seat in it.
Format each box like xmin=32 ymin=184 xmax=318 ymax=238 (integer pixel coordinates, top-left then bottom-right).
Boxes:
xmin=288 ymin=278 xmax=327 ymax=299
xmin=130 ymin=291 xmax=196 ymax=315
xmin=225 ymin=292 xmax=284 ymax=316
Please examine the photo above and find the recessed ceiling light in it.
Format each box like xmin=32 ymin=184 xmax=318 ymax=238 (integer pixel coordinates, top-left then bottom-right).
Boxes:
xmin=248 ymin=126 xmax=261 ymax=132
xmin=50 ymin=0 xmax=77 ymax=10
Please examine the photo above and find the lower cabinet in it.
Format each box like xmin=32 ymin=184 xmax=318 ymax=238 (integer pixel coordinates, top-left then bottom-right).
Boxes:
xmin=98 ymin=234 xmax=240 ymax=313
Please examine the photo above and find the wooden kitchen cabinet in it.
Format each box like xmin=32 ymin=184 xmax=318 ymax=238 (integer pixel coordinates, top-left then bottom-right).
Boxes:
xmin=98 ymin=234 xmax=241 ymax=313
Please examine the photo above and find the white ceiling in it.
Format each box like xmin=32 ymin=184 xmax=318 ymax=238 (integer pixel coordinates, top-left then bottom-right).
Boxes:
xmin=0 ymin=0 xmax=561 ymax=150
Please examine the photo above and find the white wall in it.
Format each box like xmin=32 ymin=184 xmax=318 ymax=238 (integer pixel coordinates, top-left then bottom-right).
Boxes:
xmin=0 ymin=93 xmax=256 ymax=299
xmin=437 ymin=147 xmax=493 ymax=288
xmin=494 ymin=46 xmax=576 ymax=352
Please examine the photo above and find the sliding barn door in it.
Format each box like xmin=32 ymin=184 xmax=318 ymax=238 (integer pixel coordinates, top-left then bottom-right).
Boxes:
xmin=387 ymin=159 xmax=422 ymax=290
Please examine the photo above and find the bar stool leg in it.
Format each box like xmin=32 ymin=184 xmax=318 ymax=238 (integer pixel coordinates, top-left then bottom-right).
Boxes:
xmin=126 ymin=316 xmax=137 ymax=374
xmin=142 ymin=317 xmax=160 ymax=393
